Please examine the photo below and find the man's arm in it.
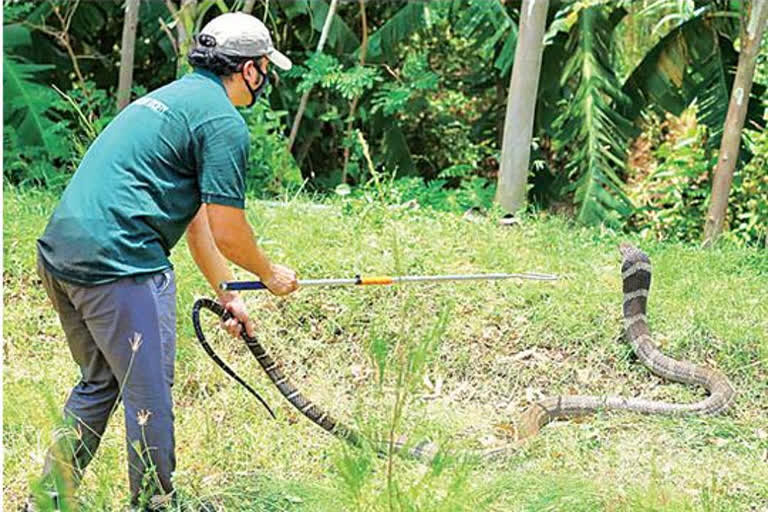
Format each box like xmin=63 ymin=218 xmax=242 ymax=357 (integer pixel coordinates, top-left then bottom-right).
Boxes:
xmin=186 ymin=204 xmax=297 ymax=337
xmin=186 ymin=203 xmax=237 ymax=296
xmin=203 ymin=203 xmax=298 ymax=294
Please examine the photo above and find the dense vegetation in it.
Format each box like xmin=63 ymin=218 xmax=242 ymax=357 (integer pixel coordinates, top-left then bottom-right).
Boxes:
xmin=4 ymin=0 xmax=767 ymax=245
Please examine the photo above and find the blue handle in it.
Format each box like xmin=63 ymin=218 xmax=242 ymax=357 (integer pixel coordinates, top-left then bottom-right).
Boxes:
xmin=220 ymin=281 xmax=268 ymax=291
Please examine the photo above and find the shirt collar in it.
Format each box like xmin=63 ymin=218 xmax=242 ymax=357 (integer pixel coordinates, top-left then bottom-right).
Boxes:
xmin=192 ymin=68 xmax=227 ymax=93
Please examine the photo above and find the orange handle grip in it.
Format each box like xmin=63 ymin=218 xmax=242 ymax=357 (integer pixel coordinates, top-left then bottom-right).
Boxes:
xmin=359 ymin=276 xmax=394 ymax=286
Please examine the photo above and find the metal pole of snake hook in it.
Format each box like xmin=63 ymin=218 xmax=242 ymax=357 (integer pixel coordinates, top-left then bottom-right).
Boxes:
xmin=219 ymin=272 xmax=559 ymax=291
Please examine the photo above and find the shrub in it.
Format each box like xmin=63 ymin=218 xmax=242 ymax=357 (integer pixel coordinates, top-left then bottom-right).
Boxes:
xmin=628 ymin=109 xmax=768 ymax=247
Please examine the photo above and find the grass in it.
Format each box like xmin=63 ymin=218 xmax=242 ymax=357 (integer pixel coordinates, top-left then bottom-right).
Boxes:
xmin=3 ymin=186 xmax=768 ymax=511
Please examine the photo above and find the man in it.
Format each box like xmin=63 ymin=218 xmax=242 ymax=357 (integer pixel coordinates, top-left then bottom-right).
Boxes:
xmin=29 ymin=12 xmax=297 ymax=511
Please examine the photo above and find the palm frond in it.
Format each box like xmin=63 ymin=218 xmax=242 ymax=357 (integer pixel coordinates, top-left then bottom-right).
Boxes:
xmin=553 ymin=5 xmax=634 ymax=228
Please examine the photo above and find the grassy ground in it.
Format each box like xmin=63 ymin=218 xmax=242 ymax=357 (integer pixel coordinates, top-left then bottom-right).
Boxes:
xmin=4 ymin=187 xmax=767 ymax=511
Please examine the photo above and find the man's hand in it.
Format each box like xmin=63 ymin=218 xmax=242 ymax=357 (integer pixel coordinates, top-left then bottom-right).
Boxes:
xmin=220 ymin=292 xmax=255 ymax=338
xmin=262 ymin=263 xmax=299 ymax=296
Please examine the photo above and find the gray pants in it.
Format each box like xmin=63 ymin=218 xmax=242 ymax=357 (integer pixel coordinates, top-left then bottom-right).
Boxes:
xmin=37 ymin=256 xmax=177 ymax=507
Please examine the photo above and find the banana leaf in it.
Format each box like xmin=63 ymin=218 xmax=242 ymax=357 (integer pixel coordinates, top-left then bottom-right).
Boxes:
xmin=622 ymin=15 xmax=765 ymax=149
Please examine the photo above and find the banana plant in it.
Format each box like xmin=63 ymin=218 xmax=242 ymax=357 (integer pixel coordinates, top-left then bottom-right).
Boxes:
xmin=3 ymin=24 xmax=68 ymax=160
xmin=621 ymin=1 xmax=765 ymax=151
xmin=165 ymin=0 xmax=231 ymax=77
xmin=551 ymin=5 xmax=635 ymax=227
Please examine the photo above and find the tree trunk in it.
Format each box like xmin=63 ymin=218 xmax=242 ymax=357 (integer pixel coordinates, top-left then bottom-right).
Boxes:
xmin=703 ymin=0 xmax=768 ymax=246
xmin=340 ymin=0 xmax=369 ymax=184
xmin=117 ymin=0 xmax=141 ymax=110
xmin=242 ymin=0 xmax=257 ymax=14
xmin=166 ymin=0 xmax=198 ymax=77
xmin=287 ymin=0 xmax=339 ymax=151
xmin=495 ymin=0 xmax=549 ymax=214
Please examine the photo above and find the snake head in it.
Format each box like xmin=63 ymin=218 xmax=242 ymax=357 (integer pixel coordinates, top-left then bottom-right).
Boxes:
xmin=619 ymin=242 xmax=649 ymax=265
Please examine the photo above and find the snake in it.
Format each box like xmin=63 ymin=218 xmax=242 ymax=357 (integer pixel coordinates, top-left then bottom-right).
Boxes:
xmin=513 ymin=243 xmax=735 ymax=444
xmin=191 ymin=243 xmax=735 ymax=461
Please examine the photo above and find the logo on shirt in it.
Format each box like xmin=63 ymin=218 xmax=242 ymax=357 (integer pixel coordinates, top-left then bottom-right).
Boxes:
xmin=134 ymin=97 xmax=169 ymax=114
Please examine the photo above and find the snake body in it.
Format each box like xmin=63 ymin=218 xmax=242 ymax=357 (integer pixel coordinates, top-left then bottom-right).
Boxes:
xmin=192 ymin=244 xmax=734 ymax=461
xmin=192 ymin=299 xmax=364 ymax=446
xmin=515 ymin=243 xmax=735 ymax=441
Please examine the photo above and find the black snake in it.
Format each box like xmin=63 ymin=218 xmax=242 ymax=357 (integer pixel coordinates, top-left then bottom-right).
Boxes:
xmin=191 ymin=244 xmax=735 ymax=461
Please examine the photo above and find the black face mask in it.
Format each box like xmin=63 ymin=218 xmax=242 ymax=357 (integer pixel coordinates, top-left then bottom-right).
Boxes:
xmin=242 ymin=64 xmax=269 ymax=108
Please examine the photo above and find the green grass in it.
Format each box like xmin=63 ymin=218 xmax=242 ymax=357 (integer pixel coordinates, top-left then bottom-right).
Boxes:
xmin=4 ymin=187 xmax=768 ymax=511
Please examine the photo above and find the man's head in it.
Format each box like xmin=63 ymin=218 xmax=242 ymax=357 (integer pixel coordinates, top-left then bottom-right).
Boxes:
xmin=187 ymin=13 xmax=292 ymax=107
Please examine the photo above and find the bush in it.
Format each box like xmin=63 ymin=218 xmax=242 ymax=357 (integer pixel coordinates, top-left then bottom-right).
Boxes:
xmin=730 ymin=127 xmax=768 ymax=247
xmin=628 ymin=109 xmax=768 ymax=247
xmin=376 ymin=175 xmax=496 ymax=214
xmin=242 ymin=98 xmax=303 ymax=197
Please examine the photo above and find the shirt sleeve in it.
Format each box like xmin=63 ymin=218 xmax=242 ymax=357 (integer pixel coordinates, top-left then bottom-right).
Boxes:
xmin=194 ymin=115 xmax=249 ymax=209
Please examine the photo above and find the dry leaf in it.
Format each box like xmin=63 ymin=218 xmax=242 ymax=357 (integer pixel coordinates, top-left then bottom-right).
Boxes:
xmin=576 ymin=368 xmax=592 ymax=385
xmin=493 ymin=423 xmax=518 ymax=439
xmin=511 ymin=348 xmax=537 ymax=361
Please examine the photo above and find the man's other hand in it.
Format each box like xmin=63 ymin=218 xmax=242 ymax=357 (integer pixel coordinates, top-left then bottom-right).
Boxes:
xmin=262 ymin=264 xmax=299 ymax=296
xmin=220 ymin=293 xmax=255 ymax=338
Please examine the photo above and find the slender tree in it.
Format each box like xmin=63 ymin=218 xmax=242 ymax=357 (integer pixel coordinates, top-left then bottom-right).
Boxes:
xmin=117 ymin=0 xmax=141 ymax=111
xmin=288 ymin=0 xmax=339 ymax=151
xmin=703 ymin=0 xmax=768 ymax=246
xmin=495 ymin=0 xmax=549 ymax=215
xmin=340 ymin=0 xmax=369 ymax=184
xmin=242 ymin=0 xmax=257 ymax=15
xmin=165 ymin=0 xmax=198 ymax=77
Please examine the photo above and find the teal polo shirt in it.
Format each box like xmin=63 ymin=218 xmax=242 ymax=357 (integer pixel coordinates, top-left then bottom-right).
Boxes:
xmin=37 ymin=69 xmax=250 ymax=286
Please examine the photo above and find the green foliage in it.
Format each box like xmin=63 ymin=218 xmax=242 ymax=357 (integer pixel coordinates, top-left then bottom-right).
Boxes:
xmin=292 ymin=53 xmax=381 ymax=101
xmin=363 ymin=1 xmax=429 ymax=63
xmin=450 ymin=0 xmax=516 ymax=77
xmin=629 ymin=112 xmax=714 ymax=243
xmin=3 ymin=126 xmax=71 ymax=190
xmin=306 ymin=0 xmax=361 ymax=54
xmin=2 ymin=31 xmax=74 ymax=189
xmin=242 ymin=99 xmax=304 ymax=196
xmin=383 ymin=176 xmax=497 ymax=214
xmin=3 ymin=0 xmax=766 ymax=245
xmin=552 ymin=5 xmax=634 ymax=228
xmin=621 ymin=10 xmax=764 ymax=151
xmin=730 ymin=126 xmax=768 ymax=247
xmin=3 ymin=52 xmax=66 ymax=159
xmin=628 ymin=109 xmax=768 ymax=247
xmin=371 ymin=52 xmax=438 ymax=116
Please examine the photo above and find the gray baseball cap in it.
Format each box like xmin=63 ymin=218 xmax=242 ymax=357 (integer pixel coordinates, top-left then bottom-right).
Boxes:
xmin=199 ymin=12 xmax=292 ymax=70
